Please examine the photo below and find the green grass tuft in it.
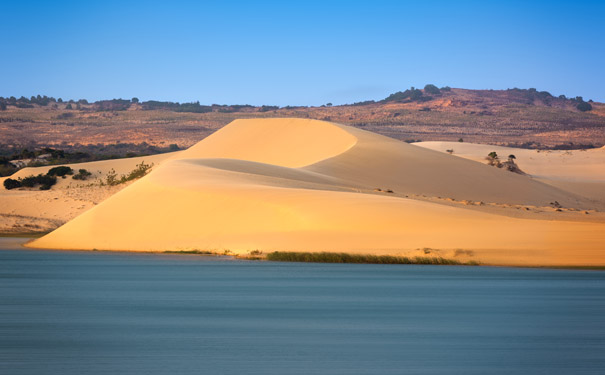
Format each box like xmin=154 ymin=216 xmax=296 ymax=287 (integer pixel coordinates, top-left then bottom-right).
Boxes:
xmin=266 ymin=251 xmax=479 ymax=266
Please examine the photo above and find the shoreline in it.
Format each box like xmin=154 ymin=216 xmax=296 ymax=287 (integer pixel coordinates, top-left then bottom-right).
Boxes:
xmin=3 ymin=236 xmax=604 ymax=270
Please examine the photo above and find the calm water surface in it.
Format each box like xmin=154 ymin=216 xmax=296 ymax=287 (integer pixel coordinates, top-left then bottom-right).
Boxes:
xmin=1 ymin=238 xmax=604 ymax=375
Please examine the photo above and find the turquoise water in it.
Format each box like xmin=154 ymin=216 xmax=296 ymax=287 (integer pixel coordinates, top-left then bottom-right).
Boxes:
xmin=1 ymin=238 xmax=604 ymax=374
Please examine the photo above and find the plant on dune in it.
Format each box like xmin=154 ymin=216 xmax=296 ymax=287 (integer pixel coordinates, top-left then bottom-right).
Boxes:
xmin=486 ymin=152 xmax=524 ymax=174
xmin=105 ymin=169 xmax=118 ymax=186
xmin=72 ymin=169 xmax=92 ymax=180
xmin=486 ymin=151 xmax=502 ymax=167
xmin=47 ymin=166 xmax=74 ymax=177
xmin=3 ymin=178 xmax=21 ymax=190
xmin=105 ymin=162 xmax=153 ymax=186
xmin=18 ymin=174 xmax=57 ymax=190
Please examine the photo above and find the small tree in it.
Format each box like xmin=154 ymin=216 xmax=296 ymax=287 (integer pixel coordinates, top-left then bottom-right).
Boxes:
xmin=3 ymin=178 xmax=21 ymax=190
xmin=577 ymin=101 xmax=592 ymax=112
xmin=131 ymin=97 xmax=139 ymax=103
xmin=486 ymin=151 xmax=501 ymax=167
xmin=65 ymin=103 xmax=73 ymax=110
xmin=458 ymin=138 xmax=464 ymax=142
xmin=424 ymin=84 xmax=441 ymax=95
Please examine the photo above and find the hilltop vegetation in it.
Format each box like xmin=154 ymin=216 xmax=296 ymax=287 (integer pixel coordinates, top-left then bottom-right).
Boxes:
xmin=1 ymin=87 xmax=603 ymax=154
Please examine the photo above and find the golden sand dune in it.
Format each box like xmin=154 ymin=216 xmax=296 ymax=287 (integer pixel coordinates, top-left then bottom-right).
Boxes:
xmin=0 ymin=153 xmax=177 ymax=233
xmin=415 ymin=141 xmax=605 ymax=203
xmin=27 ymin=119 xmax=605 ymax=266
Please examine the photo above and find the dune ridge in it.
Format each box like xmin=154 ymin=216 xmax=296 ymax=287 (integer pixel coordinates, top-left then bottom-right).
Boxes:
xmin=27 ymin=118 xmax=605 ymax=266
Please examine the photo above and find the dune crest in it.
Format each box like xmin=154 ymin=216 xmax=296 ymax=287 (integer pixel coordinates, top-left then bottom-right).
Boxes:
xmin=174 ymin=118 xmax=358 ymax=167
xmin=28 ymin=118 xmax=605 ymax=266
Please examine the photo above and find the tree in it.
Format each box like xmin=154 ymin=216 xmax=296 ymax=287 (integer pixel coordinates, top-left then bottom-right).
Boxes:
xmin=508 ymin=154 xmax=516 ymax=162
xmin=486 ymin=151 xmax=501 ymax=167
xmin=3 ymin=178 xmax=21 ymax=190
xmin=458 ymin=138 xmax=464 ymax=142
xmin=0 ymin=102 xmax=6 ymax=111
xmin=131 ymin=97 xmax=139 ymax=103
xmin=65 ymin=103 xmax=73 ymax=110
xmin=424 ymin=84 xmax=441 ymax=95
xmin=577 ymin=101 xmax=592 ymax=112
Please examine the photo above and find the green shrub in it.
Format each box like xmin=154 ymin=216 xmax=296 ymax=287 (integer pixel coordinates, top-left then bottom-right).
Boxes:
xmin=72 ymin=169 xmax=92 ymax=180
xmin=3 ymin=178 xmax=21 ymax=190
xmin=265 ymin=252 xmax=477 ymax=265
xmin=47 ymin=166 xmax=73 ymax=177
xmin=424 ymin=84 xmax=441 ymax=95
xmin=19 ymin=174 xmax=57 ymax=190
xmin=577 ymin=101 xmax=592 ymax=112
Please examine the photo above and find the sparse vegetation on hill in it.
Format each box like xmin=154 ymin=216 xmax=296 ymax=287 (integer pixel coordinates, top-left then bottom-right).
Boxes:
xmin=72 ymin=169 xmax=92 ymax=180
xmin=4 ymin=173 xmax=57 ymax=190
xmin=47 ymin=166 xmax=73 ymax=177
xmin=1 ymin=86 xmax=603 ymax=150
xmin=104 ymin=161 xmax=153 ymax=186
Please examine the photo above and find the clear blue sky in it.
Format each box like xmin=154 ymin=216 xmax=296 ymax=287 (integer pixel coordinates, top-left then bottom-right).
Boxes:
xmin=1 ymin=0 xmax=603 ymax=106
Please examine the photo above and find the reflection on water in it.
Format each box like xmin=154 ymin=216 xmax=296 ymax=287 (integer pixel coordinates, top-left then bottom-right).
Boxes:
xmin=1 ymin=238 xmax=604 ymax=375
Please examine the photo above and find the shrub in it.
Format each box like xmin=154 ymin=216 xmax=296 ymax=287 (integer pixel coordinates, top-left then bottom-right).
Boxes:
xmin=105 ymin=162 xmax=153 ymax=186
xmin=424 ymin=84 xmax=441 ymax=95
xmin=121 ymin=161 xmax=152 ymax=181
xmin=72 ymin=169 xmax=92 ymax=180
xmin=19 ymin=174 xmax=57 ymax=190
xmin=47 ymin=166 xmax=73 ymax=177
xmin=105 ymin=169 xmax=118 ymax=186
xmin=3 ymin=178 xmax=21 ymax=190
xmin=577 ymin=101 xmax=592 ymax=112
xmin=486 ymin=151 xmax=502 ymax=167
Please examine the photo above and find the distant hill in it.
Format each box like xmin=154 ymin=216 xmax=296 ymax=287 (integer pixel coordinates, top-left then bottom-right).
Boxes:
xmin=1 ymin=87 xmax=604 ymax=153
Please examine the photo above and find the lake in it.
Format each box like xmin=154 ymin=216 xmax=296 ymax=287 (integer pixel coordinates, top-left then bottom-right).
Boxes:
xmin=1 ymin=238 xmax=604 ymax=374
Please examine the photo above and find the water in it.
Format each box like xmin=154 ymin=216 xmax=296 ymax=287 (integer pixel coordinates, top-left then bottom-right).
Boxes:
xmin=1 ymin=238 xmax=604 ymax=375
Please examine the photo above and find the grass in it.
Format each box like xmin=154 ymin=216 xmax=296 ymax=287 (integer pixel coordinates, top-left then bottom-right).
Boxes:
xmin=266 ymin=251 xmax=479 ymax=266
xmin=163 ymin=250 xmax=214 ymax=255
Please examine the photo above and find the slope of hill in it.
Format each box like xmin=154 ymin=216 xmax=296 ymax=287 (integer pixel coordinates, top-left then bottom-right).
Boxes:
xmin=1 ymin=88 xmax=604 ymax=155
xmin=26 ymin=118 xmax=605 ymax=267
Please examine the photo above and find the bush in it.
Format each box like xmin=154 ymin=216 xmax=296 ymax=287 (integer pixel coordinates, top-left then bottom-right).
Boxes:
xmin=577 ymin=101 xmax=592 ymax=112
xmin=47 ymin=166 xmax=73 ymax=177
xmin=72 ymin=169 xmax=92 ymax=180
xmin=19 ymin=174 xmax=57 ymax=190
xmin=424 ymin=84 xmax=441 ymax=95
xmin=3 ymin=178 xmax=21 ymax=190
xmin=105 ymin=162 xmax=153 ymax=186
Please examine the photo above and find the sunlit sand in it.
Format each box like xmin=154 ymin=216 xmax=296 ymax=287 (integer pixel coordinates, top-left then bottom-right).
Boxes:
xmin=16 ymin=118 xmax=605 ymax=267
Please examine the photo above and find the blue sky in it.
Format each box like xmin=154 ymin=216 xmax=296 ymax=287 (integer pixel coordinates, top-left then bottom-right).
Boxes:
xmin=1 ymin=0 xmax=603 ymax=105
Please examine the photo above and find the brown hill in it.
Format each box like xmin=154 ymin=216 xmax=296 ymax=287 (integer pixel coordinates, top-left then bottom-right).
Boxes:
xmin=1 ymin=88 xmax=604 ymax=153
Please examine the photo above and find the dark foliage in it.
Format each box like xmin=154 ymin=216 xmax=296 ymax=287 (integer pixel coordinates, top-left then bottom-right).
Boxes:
xmin=47 ymin=166 xmax=74 ymax=177
xmin=19 ymin=174 xmax=57 ymax=190
xmin=424 ymin=84 xmax=441 ymax=95
xmin=3 ymin=178 xmax=21 ymax=190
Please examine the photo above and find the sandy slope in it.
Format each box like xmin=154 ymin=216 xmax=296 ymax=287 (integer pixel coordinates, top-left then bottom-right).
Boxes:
xmin=0 ymin=153 xmax=177 ymax=233
xmin=25 ymin=118 xmax=605 ymax=266
xmin=415 ymin=141 xmax=605 ymax=203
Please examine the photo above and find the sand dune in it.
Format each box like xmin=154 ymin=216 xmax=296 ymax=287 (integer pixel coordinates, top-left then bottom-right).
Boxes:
xmin=0 ymin=153 xmax=177 ymax=233
xmin=415 ymin=141 xmax=605 ymax=203
xmin=27 ymin=119 xmax=605 ymax=266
